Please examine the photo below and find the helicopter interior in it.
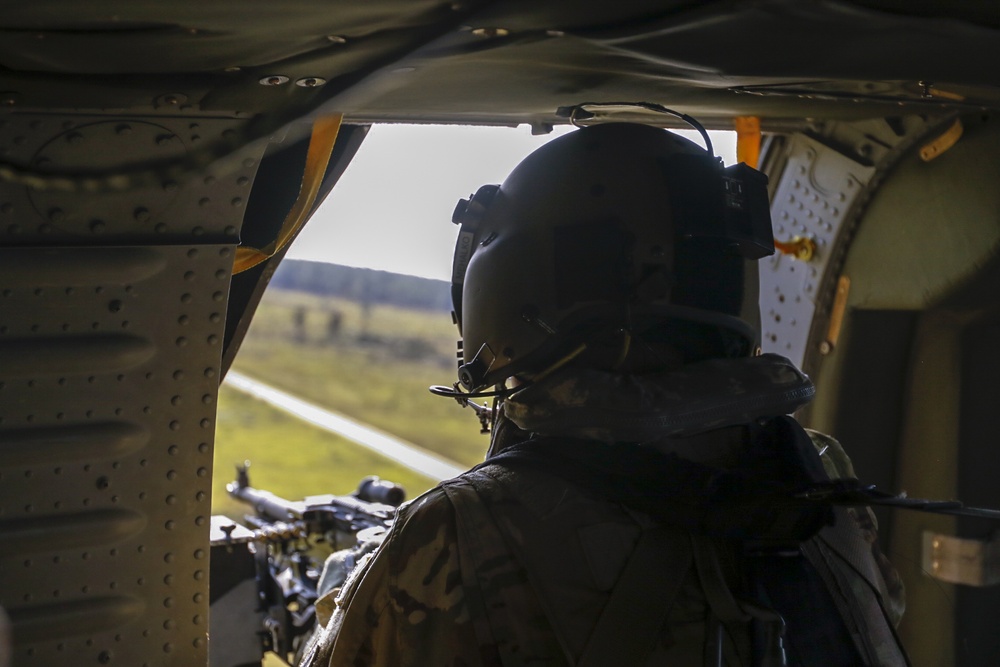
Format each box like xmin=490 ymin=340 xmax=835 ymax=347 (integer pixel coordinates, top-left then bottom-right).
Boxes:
xmin=1 ymin=1 xmax=1000 ymax=665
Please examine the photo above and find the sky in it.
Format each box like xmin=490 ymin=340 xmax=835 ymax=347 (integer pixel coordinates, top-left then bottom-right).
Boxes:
xmin=287 ymin=124 xmax=737 ymax=281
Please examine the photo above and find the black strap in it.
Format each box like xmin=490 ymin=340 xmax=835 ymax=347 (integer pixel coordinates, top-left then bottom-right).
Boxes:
xmin=463 ymin=466 xmax=699 ymax=667
xmin=743 ymin=545 xmax=860 ymax=666
xmin=479 ymin=416 xmax=834 ymax=542
xmin=473 ymin=421 xmax=918 ymax=666
xmin=577 ymin=526 xmax=692 ymax=667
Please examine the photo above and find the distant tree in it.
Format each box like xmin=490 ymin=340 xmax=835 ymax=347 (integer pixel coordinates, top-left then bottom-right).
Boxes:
xmin=326 ymin=310 xmax=343 ymax=343
xmin=359 ymin=274 xmax=374 ymax=340
xmin=270 ymin=260 xmax=452 ymax=312
xmin=292 ymin=306 xmax=307 ymax=343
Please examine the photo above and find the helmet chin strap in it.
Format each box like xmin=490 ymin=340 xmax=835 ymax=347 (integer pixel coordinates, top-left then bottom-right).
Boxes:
xmin=527 ymin=343 xmax=588 ymax=384
xmin=429 ymin=341 xmax=589 ymax=433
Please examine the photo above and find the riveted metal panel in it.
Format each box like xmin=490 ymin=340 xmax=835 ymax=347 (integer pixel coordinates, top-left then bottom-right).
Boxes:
xmin=0 ymin=244 xmax=234 ymax=666
xmin=0 ymin=109 xmax=267 ymax=666
xmin=0 ymin=114 xmax=256 ymax=247
xmin=759 ymin=134 xmax=875 ymax=366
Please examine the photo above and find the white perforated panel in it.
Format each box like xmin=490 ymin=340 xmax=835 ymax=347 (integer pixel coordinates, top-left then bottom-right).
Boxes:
xmin=759 ymin=134 xmax=875 ymax=366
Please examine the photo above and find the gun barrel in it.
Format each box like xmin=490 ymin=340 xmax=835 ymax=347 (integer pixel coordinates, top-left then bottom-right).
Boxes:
xmin=227 ymin=482 xmax=304 ymax=522
xmin=356 ymin=476 xmax=406 ymax=506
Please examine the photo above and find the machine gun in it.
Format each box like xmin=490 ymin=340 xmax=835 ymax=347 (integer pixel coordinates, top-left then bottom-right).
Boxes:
xmin=209 ymin=464 xmax=405 ymax=667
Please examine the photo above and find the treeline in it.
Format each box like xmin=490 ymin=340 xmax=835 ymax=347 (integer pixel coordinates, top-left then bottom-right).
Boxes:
xmin=270 ymin=259 xmax=453 ymax=312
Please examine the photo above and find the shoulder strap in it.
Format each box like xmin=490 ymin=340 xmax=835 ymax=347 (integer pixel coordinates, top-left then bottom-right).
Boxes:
xmin=451 ymin=468 xmax=699 ymax=667
xmin=482 ymin=429 xmax=830 ymax=542
xmin=576 ymin=525 xmax=693 ymax=667
xmin=440 ymin=476 xmax=569 ymax=667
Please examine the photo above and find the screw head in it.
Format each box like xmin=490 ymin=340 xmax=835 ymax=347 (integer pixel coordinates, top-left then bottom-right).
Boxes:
xmin=471 ymin=27 xmax=510 ymax=38
xmin=259 ymin=75 xmax=289 ymax=86
xmin=159 ymin=93 xmax=188 ymax=109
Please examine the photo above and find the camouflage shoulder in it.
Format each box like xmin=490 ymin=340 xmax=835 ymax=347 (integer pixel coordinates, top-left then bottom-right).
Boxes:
xmin=310 ymin=485 xmax=474 ymax=666
xmin=804 ymin=429 xmax=905 ymax=626
xmin=803 ymin=427 xmax=857 ymax=481
xmin=334 ymin=485 xmax=457 ymax=610
xmin=300 ymin=543 xmax=386 ymax=667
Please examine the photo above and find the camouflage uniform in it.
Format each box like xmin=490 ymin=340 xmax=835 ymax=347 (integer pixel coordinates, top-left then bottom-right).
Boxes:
xmin=301 ymin=422 xmax=907 ymax=667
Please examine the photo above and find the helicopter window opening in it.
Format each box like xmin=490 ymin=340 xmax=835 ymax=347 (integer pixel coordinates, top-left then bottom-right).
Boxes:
xmin=286 ymin=124 xmax=737 ymax=282
xmin=214 ymin=124 xmax=736 ymax=516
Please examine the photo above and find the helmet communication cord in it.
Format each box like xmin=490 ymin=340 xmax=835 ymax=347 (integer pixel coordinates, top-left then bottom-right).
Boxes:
xmin=558 ymin=102 xmax=715 ymax=157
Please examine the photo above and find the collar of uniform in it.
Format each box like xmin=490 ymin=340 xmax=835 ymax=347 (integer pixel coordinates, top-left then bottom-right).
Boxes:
xmin=502 ymin=353 xmax=814 ymax=442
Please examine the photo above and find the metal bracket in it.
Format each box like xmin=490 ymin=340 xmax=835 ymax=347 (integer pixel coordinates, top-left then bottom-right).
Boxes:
xmin=922 ymin=530 xmax=1000 ymax=586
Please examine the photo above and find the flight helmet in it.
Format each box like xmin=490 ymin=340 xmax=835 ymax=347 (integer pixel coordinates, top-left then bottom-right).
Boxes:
xmin=449 ymin=123 xmax=774 ymax=393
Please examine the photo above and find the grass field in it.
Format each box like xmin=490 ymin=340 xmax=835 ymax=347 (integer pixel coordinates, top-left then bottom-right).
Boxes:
xmin=212 ymin=386 xmax=439 ymax=518
xmin=212 ymin=287 xmax=490 ymax=514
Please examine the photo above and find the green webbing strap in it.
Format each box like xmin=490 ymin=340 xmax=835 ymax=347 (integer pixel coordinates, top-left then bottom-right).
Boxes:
xmin=461 ymin=466 xmax=695 ymax=667
xmin=441 ymin=479 xmax=536 ymax=666
xmin=690 ymin=535 xmax=754 ymax=666
xmin=577 ymin=525 xmax=693 ymax=667
xmin=692 ymin=535 xmax=795 ymax=666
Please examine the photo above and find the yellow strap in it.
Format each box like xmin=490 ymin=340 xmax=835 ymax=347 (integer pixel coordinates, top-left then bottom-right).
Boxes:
xmin=233 ymin=114 xmax=343 ymax=274
xmin=734 ymin=116 xmax=761 ymax=168
xmin=920 ymin=118 xmax=963 ymax=162
xmin=824 ymin=275 xmax=851 ymax=352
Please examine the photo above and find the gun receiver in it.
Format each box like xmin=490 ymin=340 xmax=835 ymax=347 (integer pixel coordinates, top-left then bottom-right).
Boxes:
xmin=210 ymin=463 xmax=405 ymax=667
